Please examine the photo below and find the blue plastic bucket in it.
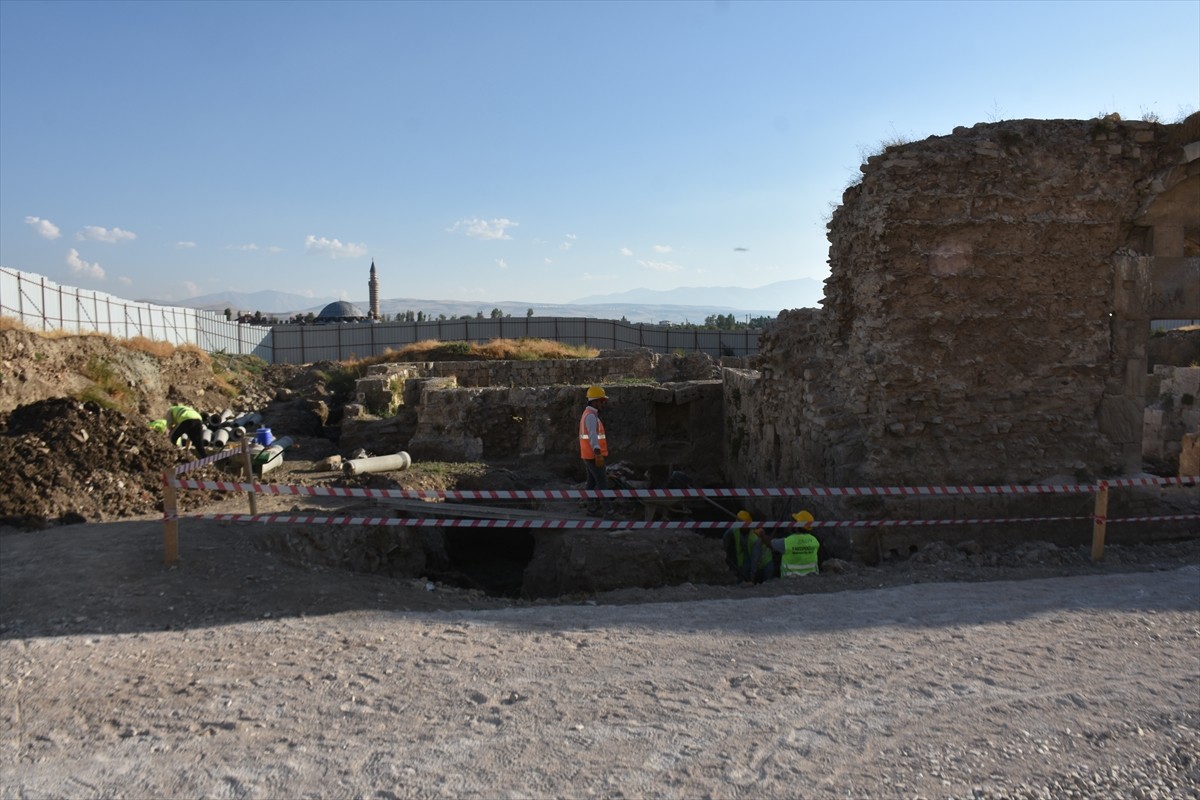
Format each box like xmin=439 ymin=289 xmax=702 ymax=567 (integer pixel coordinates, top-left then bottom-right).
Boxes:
xmin=254 ymin=427 xmax=274 ymax=446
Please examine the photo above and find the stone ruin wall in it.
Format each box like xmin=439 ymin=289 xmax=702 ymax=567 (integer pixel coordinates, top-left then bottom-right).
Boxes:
xmin=1145 ymin=365 xmax=1200 ymax=469
xmin=341 ymin=350 xmax=726 ymax=482
xmin=728 ymin=115 xmax=1199 ymax=504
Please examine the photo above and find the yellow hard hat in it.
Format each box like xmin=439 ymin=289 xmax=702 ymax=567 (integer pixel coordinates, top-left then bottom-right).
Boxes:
xmin=792 ymin=510 xmax=815 ymax=530
xmin=586 ymin=385 xmax=607 ymax=400
xmin=736 ymin=510 xmax=753 ymax=523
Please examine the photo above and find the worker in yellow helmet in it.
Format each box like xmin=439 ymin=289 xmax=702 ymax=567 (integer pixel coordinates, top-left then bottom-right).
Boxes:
xmin=166 ymin=403 xmax=208 ymax=457
xmin=578 ymin=385 xmax=610 ymax=515
xmin=768 ymin=510 xmax=821 ymax=577
xmin=722 ymin=509 xmax=775 ymax=583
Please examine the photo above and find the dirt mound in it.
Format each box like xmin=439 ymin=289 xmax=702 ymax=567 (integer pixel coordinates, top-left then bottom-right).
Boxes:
xmin=0 ymin=398 xmax=215 ymax=526
xmin=0 ymin=327 xmax=275 ymax=417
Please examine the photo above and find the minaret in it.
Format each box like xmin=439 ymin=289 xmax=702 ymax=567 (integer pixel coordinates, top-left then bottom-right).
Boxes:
xmin=368 ymin=260 xmax=380 ymax=321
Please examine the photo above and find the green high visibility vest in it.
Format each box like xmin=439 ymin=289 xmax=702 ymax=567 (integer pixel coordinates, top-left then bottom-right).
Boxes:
xmin=168 ymin=405 xmax=202 ymax=428
xmin=733 ymin=526 xmax=773 ymax=571
xmin=780 ymin=532 xmax=819 ymax=577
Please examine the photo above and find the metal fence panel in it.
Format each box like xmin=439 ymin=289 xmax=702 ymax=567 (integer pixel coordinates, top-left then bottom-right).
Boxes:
xmin=414 ymin=320 xmax=465 ymax=342
xmin=0 ymin=268 xmax=267 ymax=356
xmin=470 ymin=320 xmax=502 ymax=342
xmin=2 ymin=269 xmax=762 ymax=363
xmin=376 ymin=321 xmax=418 ymax=352
xmin=195 ymin=314 xmax=273 ymax=360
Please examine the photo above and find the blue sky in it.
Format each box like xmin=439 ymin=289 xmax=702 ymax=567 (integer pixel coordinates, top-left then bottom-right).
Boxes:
xmin=1 ymin=0 xmax=1197 ymax=307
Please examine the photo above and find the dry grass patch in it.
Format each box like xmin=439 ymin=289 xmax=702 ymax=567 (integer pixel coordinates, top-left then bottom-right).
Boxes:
xmin=124 ymin=336 xmax=178 ymax=358
xmin=361 ymin=337 xmax=597 ymax=366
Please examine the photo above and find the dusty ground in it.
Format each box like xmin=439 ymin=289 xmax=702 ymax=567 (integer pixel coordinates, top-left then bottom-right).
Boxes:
xmin=2 ymin=509 xmax=1198 ymax=799
xmin=1 ymin=327 xmax=1199 ymax=797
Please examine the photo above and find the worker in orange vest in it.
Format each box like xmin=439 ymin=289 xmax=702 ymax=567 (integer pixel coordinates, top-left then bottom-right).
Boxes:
xmin=579 ymin=385 xmax=609 ymax=515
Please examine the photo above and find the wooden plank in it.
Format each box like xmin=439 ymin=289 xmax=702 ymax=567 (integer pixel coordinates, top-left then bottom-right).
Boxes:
xmin=375 ymin=498 xmax=591 ymax=521
xmin=162 ymin=469 xmax=178 ymax=566
xmin=1090 ymin=484 xmax=1110 ymax=562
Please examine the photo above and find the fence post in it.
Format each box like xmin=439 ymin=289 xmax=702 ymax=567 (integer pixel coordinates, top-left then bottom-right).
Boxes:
xmin=163 ymin=469 xmax=179 ymax=565
xmin=1090 ymin=481 xmax=1109 ymax=562
xmin=242 ymin=436 xmax=258 ymax=515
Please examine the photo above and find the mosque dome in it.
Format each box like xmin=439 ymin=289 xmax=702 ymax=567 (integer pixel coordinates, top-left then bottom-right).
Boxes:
xmin=316 ymin=300 xmax=367 ymax=322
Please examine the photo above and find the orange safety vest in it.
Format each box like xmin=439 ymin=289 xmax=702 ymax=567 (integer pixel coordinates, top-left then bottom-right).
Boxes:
xmin=578 ymin=406 xmax=608 ymax=459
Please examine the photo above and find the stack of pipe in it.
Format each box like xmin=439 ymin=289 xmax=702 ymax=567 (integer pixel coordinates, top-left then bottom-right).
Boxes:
xmin=182 ymin=409 xmax=267 ymax=452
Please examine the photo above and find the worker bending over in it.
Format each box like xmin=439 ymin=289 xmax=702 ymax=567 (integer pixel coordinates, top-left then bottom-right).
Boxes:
xmin=166 ymin=403 xmax=208 ymax=458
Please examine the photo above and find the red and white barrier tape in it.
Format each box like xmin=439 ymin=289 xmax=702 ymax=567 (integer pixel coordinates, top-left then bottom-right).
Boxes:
xmin=168 ymin=474 xmax=1198 ymax=500
xmin=1104 ymin=476 xmax=1199 ymax=489
xmin=164 ymin=512 xmax=1198 ymax=529
xmin=172 ymin=448 xmax=243 ymax=476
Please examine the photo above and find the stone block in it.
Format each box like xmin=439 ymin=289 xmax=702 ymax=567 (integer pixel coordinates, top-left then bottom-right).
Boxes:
xmin=1181 ymin=433 xmax=1200 ymax=477
xmin=1143 ymin=408 xmax=1164 ymax=459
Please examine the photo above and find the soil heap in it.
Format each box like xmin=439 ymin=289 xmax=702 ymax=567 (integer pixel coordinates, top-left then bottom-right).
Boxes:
xmin=0 ymin=397 xmax=211 ymax=526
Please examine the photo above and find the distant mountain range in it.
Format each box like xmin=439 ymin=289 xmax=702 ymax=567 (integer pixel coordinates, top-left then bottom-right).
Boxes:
xmin=160 ymin=278 xmax=824 ymax=325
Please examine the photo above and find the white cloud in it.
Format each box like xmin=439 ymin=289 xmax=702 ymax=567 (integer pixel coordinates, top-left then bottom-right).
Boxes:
xmin=495 ymin=258 xmax=508 ymax=269
xmin=264 ymin=245 xmax=284 ymax=254
xmin=653 ymin=244 xmax=672 ymax=254
xmin=66 ymin=248 xmax=105 ymax=279
xmin=447 ymin=218 xmax=518 ymax=240
xmin=176 ymin=241 xmax=197 ymax=249
xmin=184 ymin=281 xmax=200 ymax=296
xmin=560 ymin=233 xmax=577 ymax=251
xmin=226 ymin=243 xmax=260 ymax=252
xmin=77 ymin=225 xmax=137 ymax=243
xmin=305 ymin=235 xmax=368 ymax=259
xmin=118 ymin=275 xmax=132 ymax=285
xmin=619 ymin=247 xmax=633 ymax=257
xmin=25 ymin=216 xmax=61 ymax=240
xmin=637 ymin=259 xmax=682 ymax=273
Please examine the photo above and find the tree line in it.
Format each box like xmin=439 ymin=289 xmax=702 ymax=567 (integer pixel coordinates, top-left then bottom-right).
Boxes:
xmin=225 ymin=307 xmax=772 ymax=330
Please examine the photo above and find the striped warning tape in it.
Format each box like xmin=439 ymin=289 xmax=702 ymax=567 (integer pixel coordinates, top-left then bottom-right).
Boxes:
xmin=163 ymin=512 xmax=1197 ymax=529
xmin=1104 ymin=476 xmax=1199 ymax=489
xmin=168 ymin=473 xmax=1197 ymax=499
xmin=172 ymin=448 xmax=243 ymax=476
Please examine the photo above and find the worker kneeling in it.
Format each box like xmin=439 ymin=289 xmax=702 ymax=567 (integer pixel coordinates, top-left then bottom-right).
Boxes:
xmin=769 ymin=510 xmax=820 ymax=577
xmin=723 ymin=510 xmax=776 ymax=584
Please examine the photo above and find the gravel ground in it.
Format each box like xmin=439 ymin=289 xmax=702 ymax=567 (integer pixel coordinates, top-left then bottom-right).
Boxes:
xmin=2 ymin=514 xmax=1198 ymax=799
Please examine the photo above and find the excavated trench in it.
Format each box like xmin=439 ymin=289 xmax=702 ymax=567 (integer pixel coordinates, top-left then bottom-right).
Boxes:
xmin=440 ymin=528 xmax=536 ymax=597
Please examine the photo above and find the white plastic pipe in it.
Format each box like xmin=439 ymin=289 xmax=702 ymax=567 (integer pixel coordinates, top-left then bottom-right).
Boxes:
xmin=343 ymin=451 xmax=412 ymax=475
xmin=254 ymin=436 xmax=295 ymax=466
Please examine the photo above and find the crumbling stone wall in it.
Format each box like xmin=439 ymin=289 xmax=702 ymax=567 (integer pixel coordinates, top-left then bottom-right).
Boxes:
xmin=353 ymin=349 xmax=716 ymax=413
xmin=339 ymin=348 xmax=725 ymax=477
xmin=1144 ymin=365 xmax=1200 ymax=468
xmin=732 ymin=115 xmax=1199 ymax=491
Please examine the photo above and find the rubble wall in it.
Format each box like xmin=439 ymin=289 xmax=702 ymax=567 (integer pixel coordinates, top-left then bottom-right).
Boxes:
xmin=1143 ymin=365 xmax=1200 ymax=466
xmin=341 ymin=380 xmax=726 ymax=482
xmin=733 ymin=116 xmax=1198 ymax=491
